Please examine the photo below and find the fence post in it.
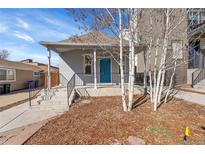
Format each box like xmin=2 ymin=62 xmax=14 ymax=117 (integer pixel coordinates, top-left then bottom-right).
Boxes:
xmin=67 ymin=82 xmax=69 ymax=107
xmin=29 ymin=82 xmax=31 ymax=107
xmin=191 ymin=72 xmax=194 ymax=88
xmin=74 ymin=73 xmax=76 ymax=87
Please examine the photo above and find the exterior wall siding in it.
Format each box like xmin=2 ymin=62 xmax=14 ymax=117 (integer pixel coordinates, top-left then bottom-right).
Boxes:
xmin=58 ymin=9 xmax=189 ymax=86
xmin=59 ymin=49 xmax=129 ymax=86
xmin=0 ymin=69 xmax=41 ymax=91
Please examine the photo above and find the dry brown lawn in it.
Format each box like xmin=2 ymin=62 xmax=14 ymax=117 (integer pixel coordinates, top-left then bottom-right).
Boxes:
xmin=25 ymin=96 xmax=205 ymax=145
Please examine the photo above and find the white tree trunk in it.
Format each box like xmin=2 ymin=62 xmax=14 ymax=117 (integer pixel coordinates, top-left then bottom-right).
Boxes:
xmin=153 ymin=8 xmax=170 ymax=111
xmin=164 ymin=59 xmax=177 ymax=103
xmin=152 ymin=39 xmax=159 ymax=104
xmin=148 ymin=40 xmax=153 ymax=102
xmin=128 ymin=41 xmax=135 ymax=111
xmin=93 ymin=49 xmax=97 ymax=89
xmin=118 ymin=8 xmax=127 ymax=112
xmin=127 ymin=8 xmax=136 ymax=111
xmin=144 ymin=49 xmax=148 ymax=94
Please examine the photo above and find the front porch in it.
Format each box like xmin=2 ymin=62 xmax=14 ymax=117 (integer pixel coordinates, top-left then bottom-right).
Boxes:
xmin=40 ymin=31 xmax=145 ymax=92
xmin=75 ymin=85 xmax=143 ymax=97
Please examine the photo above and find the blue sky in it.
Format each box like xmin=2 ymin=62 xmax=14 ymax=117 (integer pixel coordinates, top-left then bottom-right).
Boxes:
xmin=0 ymin=8 xmax=83 ymax=66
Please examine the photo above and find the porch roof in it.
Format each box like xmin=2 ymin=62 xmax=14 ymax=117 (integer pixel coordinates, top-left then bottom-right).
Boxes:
xmin=40 ymin=31 xmax=146 ymax=53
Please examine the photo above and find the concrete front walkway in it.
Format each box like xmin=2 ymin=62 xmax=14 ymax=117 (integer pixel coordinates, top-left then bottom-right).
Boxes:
xmin=0 ymin=100 xmax=67 ymax=133
xmin=174 ymin=90 xmax=205 ymax=106
xmin=76 ymin=85 xmax=143 ymax=97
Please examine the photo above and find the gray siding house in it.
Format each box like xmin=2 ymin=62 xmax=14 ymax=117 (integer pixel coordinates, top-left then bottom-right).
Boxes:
xmin=40 ymin=29 xmax=189 ymax=88
xmin=40 ymin=9 xmax=191 ymax=86
xmin=41 ymin=32 xmax=139 ymax=87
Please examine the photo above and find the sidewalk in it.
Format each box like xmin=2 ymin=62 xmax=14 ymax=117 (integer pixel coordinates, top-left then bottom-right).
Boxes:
xmin=0 ymin=120 xmax=47 ymax=145
xmin=0 ymin=100 xmax=67 ymax=133
xmin=175 ymin=90 xmax=205 ymax=106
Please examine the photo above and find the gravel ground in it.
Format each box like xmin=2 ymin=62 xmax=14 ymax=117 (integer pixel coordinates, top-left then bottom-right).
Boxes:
xmin=25 ymin=96 xmax=205 ymax=145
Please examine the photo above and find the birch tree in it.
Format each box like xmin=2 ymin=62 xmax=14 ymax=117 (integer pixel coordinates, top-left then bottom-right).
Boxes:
xmin=141 ymin=8 xmax=194 ymax=111
xmin=127 ymin=8 xmax=139 ymax=111
xmin=67 ymin=8 xmax=195 ymax=112
xmin=118 ymin=9 xmax=127 ymax=112
xmin=67 ymin=8 xmax=135 ymax=112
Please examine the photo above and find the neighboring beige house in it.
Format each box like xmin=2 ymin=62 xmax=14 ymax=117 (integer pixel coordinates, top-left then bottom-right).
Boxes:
xmin=20 ymin=59 xmax=59 ymax=88
xmin=20 ymin=59 xmax=59 ymax=72
xmin=0 ymin=59 xmax=42 ymax=94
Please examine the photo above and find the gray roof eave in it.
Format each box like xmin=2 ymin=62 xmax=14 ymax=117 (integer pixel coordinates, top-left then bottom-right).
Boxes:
xmin=39 ymin=41 xmax=122 ymax=47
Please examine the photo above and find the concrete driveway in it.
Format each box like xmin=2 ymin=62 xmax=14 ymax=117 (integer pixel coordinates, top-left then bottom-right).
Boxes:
xmin=0 ymin=89 xmax=41 ymax=109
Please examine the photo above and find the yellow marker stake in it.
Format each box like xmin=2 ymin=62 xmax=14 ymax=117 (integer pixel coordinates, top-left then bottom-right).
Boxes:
xmin=185 ymin=127 xmax=190 ymax=137
xmin=184 ymin=127 xmax=190 ymax=143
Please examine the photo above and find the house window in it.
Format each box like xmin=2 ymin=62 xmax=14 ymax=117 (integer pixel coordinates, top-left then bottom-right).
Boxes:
xmin=7 ymin=69 xmax=15 ymax=80
xmin=0 ymin=70 xmax=6 ymax=80
xmin=172 ymin=40 xmax=183 ymax=59
xmin=84 ymin=54 xmax=92 ymax=74
xmin=0 ymin=69 xmax=16 ymax=81
xmin=33 ymin=71 xmax=40 ymax=77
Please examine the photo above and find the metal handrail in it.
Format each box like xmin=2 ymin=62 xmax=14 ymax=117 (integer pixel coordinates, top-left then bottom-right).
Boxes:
xmin=28 ymin=82 xmax=42 ymax=107
xmin=67 ymin=74 xmax=75 ymax=105
xmin=59 ymin=73 xmax=75 ymax=106
xmin=192 ymin=69 xmax=205 ymax=87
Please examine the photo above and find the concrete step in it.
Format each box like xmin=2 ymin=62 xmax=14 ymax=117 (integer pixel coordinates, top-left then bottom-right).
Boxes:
xmin=31 ymin=98 xmax=68 ymax=107
xmin=40 ymin=100 xmax=67 ymax=105
xmin=179 ymin=87 xmax=205 ymax=95
xmin=55 ymin=88 xmax=67 ymax=92
xmin=52 ymin=95 xmax=67 ymax=99
xmin=194 ymin=84 xmax=205 ymax=89
xmin=53 ymin=94 xmax=66 ymax=98
xmin=31 ymin=104 xmax=68 ymax=111
xmin=196 ymin=82 xmax=205 ymax=86
xmin=199 ymin=80 xmax=205 ymax=84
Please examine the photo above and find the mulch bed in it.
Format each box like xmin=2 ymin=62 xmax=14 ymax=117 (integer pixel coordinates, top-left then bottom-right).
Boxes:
xmin=25 ymin=96 xmax=205 ymax=145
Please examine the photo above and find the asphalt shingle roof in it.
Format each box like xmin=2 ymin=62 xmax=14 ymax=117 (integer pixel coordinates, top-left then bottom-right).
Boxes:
xmin=58 ymin=31 xmax=121 ymax=45
xmin=0 ymin=60 xmax=41 ymax=71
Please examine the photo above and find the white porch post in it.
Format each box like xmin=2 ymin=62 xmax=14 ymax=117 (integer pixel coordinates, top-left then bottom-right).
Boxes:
xmin=47 ymin=48 xmax=51 ymax=93
xmin=94 ymin=48 xmax=97 ymax=89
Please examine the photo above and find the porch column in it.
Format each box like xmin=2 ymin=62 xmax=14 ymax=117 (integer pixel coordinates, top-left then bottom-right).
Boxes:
xmin=47 ymin=48 xmax=51 ymax=92
xmin=94 ymin=48 xmax=97 ymax=89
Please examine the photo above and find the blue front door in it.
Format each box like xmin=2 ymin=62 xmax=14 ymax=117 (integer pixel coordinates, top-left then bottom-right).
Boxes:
xmin=100 ymin=58 xmax=111 ymax=83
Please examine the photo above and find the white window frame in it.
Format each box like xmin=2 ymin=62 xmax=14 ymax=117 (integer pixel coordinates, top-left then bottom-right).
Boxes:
xmin=83 ymin=54 xmax=93 ymax=75
xmin=0 ymin=68 xmax=16 ymax=82
xmin=33 ymin=71 xmax=40 ymax=77
xmin=172 ymin=40 xmax=183 ymax=60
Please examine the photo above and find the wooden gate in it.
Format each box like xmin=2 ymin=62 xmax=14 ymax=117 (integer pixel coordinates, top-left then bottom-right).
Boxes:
xmin=44 ymin=71 xmax=59 ymax=88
